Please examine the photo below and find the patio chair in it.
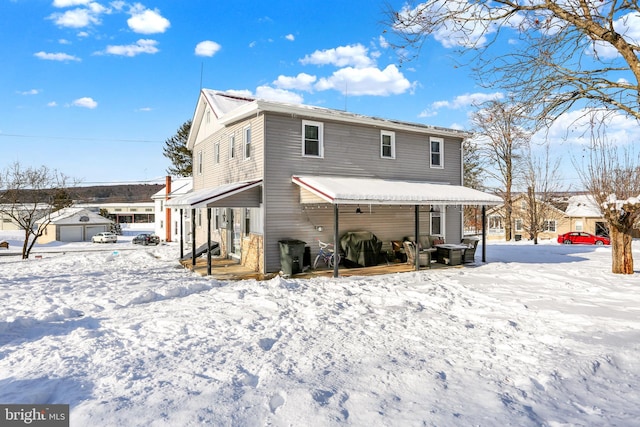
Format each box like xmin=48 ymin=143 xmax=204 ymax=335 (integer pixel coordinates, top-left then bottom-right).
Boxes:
xmin=403 ymin=241 xmax=431 ymax=268
xmin=461 ymin=238 xmax=479 ymax=263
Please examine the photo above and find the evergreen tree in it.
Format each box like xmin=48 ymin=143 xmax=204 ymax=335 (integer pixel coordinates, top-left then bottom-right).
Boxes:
xmin=163 ymin=120 xmax=192 ymax=177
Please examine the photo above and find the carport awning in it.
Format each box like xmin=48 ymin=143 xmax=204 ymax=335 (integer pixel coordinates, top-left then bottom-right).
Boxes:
xmin=165 ymin=179 xmax=262 ymax=208
xmin=292 ymin=175 xmax=502 ymax=205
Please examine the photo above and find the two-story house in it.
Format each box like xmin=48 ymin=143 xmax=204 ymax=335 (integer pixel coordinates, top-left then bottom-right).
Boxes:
xmin=168 ymin=90 xmax=501 ymax=276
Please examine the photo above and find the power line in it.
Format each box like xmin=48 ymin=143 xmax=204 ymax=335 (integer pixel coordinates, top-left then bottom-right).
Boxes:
xmin=0 ymin=133 xmax=162 ymax=144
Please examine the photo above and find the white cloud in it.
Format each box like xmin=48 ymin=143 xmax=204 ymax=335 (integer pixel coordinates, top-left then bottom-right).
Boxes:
xmin=421 ymin=92 xmax=504 ymax=117
xmin=49 ymin=7 xmax=102 ymax=28
xmin=102 ymin=39 xmax=159 ymax=56
xmin=18 ymin=89 xmax=39 ymax=95
xmin=127 ymin=7 xmax=170 ymax=34
xmin=53 ymin=0 xmax=91 ymax=7
xmin=137 ymin=107 xmax=153 ymax=112
xmin=378 ymin=35 xmax=389 ymax=49
xmin=72 ymin=97 xmax=97 ymax=109
xmin=585 ymin=13 xmax=640 ymax=59
xmin=47 ymin=101 xmax=58 ymax=107
xmin=255 ymin=86 xmax=304 ymax=104
xmin=273 ymin=73 xmax=317 ymax=92
xmin=285 ymin=34 xmax=295 ymax=41
xmin=34 ymin=51 xmax=81 ymax=61
xmin=195 ymin=40 xmax=221 ymax=57
xmin=314 ymin=64 xmax=411 ymax=96
xmin=541 ymin=108 xmax=640 ymax=146
xmin=300 ymin=44 xmax=374 ymax=68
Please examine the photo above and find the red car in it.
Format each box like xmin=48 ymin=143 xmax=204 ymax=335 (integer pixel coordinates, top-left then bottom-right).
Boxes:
xmin=557 ymin=232 xmax=610 ymax=245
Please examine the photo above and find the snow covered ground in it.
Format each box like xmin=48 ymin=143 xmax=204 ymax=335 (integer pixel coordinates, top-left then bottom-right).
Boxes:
xmin=1 ymin=230 xmax=639 ymax=426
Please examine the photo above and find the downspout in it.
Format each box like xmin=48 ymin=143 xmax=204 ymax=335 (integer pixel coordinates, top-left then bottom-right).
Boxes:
xmin=207 ymin=208 xmax=212 ymax=276
xmin=191 ymin=208 xmax=197 ymax=267
xmin=482 ymin=205 xmax=487 ymax=263
xmin=414 ymin=205 xmax=420 ymax=271
xmin=333 ymin=204 xmax=339 ymax=278
xmin=165 ymin=176 xmax=172 ymax=242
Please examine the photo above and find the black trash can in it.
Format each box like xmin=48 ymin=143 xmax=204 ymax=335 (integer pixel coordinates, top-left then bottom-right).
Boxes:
xmin=278 ymin=239 xmax=306 ymax=276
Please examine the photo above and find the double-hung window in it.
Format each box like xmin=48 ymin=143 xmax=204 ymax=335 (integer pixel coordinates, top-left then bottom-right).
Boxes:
xmin=243 ymin=126 xmax=251 ymax=160
xmin=229 ymin=135 xmax=235 ymax=159
xmin=381 ymin=130 xmax=395 ymax=159
xmin=430 ymin=137 xmax=443 ymax=168
xmin=302 ymin=120 xmax=323 ymax=157
xmin=543 ymin=220 xmax=557 ymax=232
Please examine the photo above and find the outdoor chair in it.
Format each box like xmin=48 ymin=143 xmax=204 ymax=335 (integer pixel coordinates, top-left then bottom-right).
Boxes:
xmin=461 ymin=238 xmax=479 ymax=263
xmin=403 ymin=241 xmax=431 ymax=268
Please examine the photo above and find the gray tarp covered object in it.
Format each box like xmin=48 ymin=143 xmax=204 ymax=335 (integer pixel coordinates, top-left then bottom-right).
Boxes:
xmin=339 ymin=231 xmax=382 ymax=268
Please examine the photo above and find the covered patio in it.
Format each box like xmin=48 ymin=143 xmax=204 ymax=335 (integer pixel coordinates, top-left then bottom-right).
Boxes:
xmin=291 ymin=175 xmax=502 ymax=277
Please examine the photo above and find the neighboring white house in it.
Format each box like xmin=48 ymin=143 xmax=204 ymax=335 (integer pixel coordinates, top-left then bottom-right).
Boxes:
xmin=152 ymin=177 xmax=193 ymax=242
xmin=37 ymin=207 xmax=113 ymax=243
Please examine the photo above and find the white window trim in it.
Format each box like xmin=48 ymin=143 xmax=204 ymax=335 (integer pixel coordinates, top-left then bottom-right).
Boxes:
xmin=302 ymin=120 xmax=324 ymax=158
xmin=214 ymin=141 xmax=220 ymax=164
xmin=380 ymin=130 xmax=396 ymax=159
xmin=515 ymin=218 xmax=523 ymax=232
xmin=430 ymin=205 xmax=445 ymax=238
xmin=197 ymin=150 xmax=203 ymax=175
xmin=430 ymin=137 xmax=444 ymax=169
xmin=243 ymin=126 xmax=251 ymax=160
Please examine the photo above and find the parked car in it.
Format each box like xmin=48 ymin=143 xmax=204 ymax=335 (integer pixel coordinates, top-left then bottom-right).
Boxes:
xmin=132 ymin=233 xmax=160 ymax=246
xmin=557 ymin=232 xmax=610 ymax=246
xmin=92 ymin=232 xmax=117 ymax=243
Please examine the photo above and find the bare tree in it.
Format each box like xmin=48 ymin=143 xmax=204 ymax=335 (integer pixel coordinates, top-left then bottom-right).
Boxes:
xmin=470 ymin=100 xmax=530 ymax=240
xmin=0 ymin=162 xmax=76 ymax=259
xmin=579 ymin=130 xmax=640 ymax=274
xmin=463 ymin=137 xmax=485 ymax=234
xmin=387 ymin=0 xmax=640 ymax=124
xmin=522 ymin=143 xmax=564 ymax=244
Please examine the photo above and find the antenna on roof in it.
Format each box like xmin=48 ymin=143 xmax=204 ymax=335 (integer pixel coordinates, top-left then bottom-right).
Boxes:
xmin=200 ymin=63 xmax=203 ymax=90
xmin=344 ymin=81 xmax=348 ymax=111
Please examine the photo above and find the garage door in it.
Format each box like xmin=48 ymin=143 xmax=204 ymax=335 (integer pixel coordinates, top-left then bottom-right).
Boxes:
xmin=86 ymin=226 xmax=107 ymax=241
xmin=60 ymin=226 xmax=83 ymax=242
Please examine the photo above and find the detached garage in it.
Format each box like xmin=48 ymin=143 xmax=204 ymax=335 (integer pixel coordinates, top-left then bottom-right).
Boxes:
xmin=37 ymin=208 xmax=114 ymax=243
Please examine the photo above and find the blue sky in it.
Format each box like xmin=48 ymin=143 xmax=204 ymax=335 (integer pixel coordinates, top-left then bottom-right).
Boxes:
xmin=3 ymin=0 xmax=633 ymax=189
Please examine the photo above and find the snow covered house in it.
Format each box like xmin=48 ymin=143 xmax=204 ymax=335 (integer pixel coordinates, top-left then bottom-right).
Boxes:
xmin=564 ymin=194 xmax=609 ymax=237
xmin=168 ymin=90 xmax=501 ymax=276
xmin=37 ymin=207 xmax=113 ymax=243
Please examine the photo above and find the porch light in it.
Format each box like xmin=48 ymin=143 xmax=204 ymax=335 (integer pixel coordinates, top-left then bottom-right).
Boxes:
xmin=355 ymin=206 xmax=362 ymax=214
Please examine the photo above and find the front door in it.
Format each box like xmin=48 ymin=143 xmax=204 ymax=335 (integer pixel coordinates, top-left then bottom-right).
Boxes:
xmin=230 ymin=208 xmax=242 ymax=259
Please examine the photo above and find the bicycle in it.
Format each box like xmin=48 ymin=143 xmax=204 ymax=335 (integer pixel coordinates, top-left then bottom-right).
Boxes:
xmin=313 ymin=240 xmax=340 ymax=269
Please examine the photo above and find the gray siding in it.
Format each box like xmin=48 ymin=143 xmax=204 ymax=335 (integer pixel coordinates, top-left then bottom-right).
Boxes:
xmin=262 ymin=113 xmax=464 ymax=272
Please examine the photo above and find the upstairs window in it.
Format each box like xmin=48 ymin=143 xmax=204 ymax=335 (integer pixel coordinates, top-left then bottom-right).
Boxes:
xmin=197 ymin=150 xmax=203 ymax=174
xmin=214 ymin=141 xmax=220 ymax=164
xmin=243 ymin=126 xmax=251 ymax=159
xmin=381 ymin=130 xmax=395 ymax=159
xmin=302 ymin=120 xmax=324 ymax=157
xmin=229 ymin=135 xmax=235 ymax=159
xmin=430 ymin=137 xmax=443 ymax=168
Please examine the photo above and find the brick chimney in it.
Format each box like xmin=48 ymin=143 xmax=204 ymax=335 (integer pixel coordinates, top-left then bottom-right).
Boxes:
xmin=165 ymin=176 xmax=172 ymax=242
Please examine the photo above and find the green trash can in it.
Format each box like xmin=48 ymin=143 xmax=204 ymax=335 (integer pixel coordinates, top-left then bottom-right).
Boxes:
xmin=279 ymin=239 xmax=306 ymax=276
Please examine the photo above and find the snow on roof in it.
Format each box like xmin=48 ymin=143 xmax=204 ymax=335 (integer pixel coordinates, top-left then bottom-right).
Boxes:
xmin=202 ymin=89 xmax=470 ymax=139
xmin=292 ymin=175 xmax=502 ymax=205
xmin=37 ymin=207 xmax=112 ymax=225
xmin=165 ymin=180 xmax=262 ymax=208
xmin=152 ymin=177 xmax=193 ymax=199
xmin=201 ymin=89 xmax=254 ymax=119
xmin=565 ymin=195 xmax=602 ymax=217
